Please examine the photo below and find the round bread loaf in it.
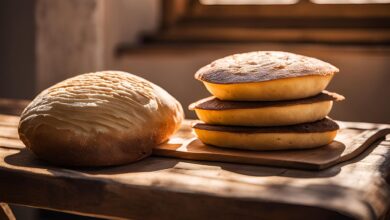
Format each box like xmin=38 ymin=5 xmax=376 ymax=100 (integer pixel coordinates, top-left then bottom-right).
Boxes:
xmin=195 ymin=51 xmax=339 ymax=101
xmin=18 ymin=71 xmax=184 ymax=166
xmin=193 ymin=118 xmax=339 ymax=150
xmin=189 ymin=91 xmax=344 ymax=126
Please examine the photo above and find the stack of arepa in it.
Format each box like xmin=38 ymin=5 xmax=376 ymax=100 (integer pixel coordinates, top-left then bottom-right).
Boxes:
xmin=189 ymin=51 xmax=344 ymax=150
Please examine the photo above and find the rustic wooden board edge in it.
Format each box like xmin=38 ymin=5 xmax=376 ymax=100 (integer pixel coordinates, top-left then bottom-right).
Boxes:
xmin=320 ymin=128 xmax=390 ymax=170
xmin=154 ymin=142 xmax=321 ymax=170
xmin=154 ymin=127 xmax=390 ymax=171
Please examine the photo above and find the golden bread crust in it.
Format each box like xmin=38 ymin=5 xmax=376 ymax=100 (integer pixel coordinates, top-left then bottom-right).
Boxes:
xmin=19 ymin=71 xmax=183 ymax=166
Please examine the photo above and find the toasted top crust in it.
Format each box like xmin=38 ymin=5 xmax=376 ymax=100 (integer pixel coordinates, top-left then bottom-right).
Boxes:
xmin=189 ymin=91 xmax=344 ymax=110
xmin=195 ymin=51 xmax=339 ymax=84
xmin=193 ymin=118 xmax=339 ymax=133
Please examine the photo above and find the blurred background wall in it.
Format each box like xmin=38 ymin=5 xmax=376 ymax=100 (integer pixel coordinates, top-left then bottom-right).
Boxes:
xmin=0 ymin=0 xmax=389 ymax=123
xmin=0 ymin=0 xmax=35 ymax=99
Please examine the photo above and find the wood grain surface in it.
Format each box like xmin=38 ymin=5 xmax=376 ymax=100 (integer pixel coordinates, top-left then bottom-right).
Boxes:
xmin=154 ymin=121 xmax=390 ymax=170
xmin=0 ymin=114 xmax=389 ymax=220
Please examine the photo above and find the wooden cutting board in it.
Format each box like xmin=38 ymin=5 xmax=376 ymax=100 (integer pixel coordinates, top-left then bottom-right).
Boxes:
xmin=154 ymin=121 xmax=390 ymax=170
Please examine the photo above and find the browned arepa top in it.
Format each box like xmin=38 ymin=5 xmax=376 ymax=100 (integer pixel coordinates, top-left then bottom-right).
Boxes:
xmin=189 ymin=91 xmax=344 ymax=110
xmin=193 ymin=118 xmax=339 ymax=133
xmin=195 ymin=51 xmax=339 ymax=84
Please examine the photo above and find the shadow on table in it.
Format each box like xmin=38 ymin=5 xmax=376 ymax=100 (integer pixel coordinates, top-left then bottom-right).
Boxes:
xmin=3 ymin=147 xmax=182 ymax=175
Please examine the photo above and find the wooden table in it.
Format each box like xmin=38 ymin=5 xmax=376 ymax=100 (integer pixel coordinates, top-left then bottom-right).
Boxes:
xmin=0 ymin=99 xmax=389 ymax=220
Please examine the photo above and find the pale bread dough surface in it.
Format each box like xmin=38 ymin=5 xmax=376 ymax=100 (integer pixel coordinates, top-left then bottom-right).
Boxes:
xmin=19 ymin=71 xmax=184 ymax=166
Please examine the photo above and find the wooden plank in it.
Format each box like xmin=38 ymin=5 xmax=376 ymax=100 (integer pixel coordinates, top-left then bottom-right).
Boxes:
xmin=0 ymin=138 xmax=389 ymax=219
xmin=0 ymin=115 xmax=22 ymax=149
xmin=0 ymin=138 xmax=24 ymax=149
xmin=0 ymin=126 xmax=19 ymax=140
xmin=0 ymin=203 xmax=15 ymax=220
xmin=0 ymin=115 xmax=19 ymax=127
